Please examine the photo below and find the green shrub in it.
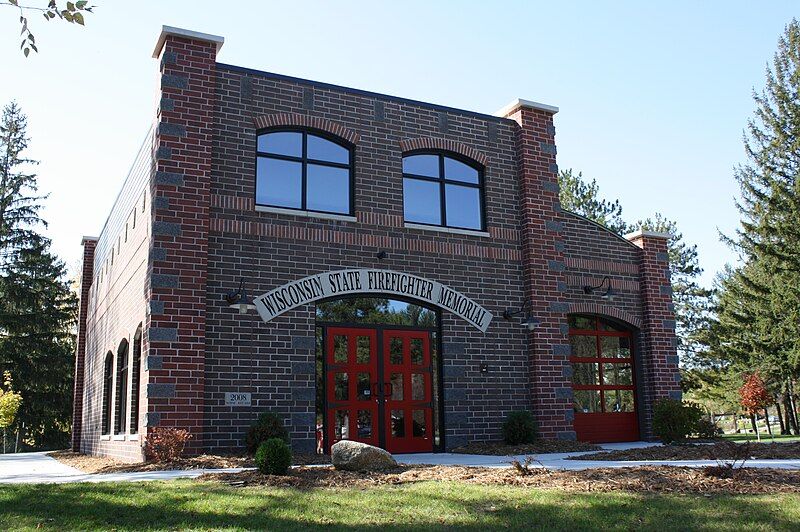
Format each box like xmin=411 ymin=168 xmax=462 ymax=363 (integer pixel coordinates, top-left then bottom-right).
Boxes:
xmin=652 ymin=398 xmax=703 ymax=443
xmin=502 ymin=411 xmax=538 ymax=445
xmin=695 ymin=418 xmax=723 ymax=439
xmin=255 ymin=438 xmax=292 ymax=475
xmin=245 ymin=412 xmax=289 ymax=453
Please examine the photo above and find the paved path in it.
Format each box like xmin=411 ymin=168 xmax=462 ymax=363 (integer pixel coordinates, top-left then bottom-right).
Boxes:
xmin=2 ymin=442 xmax=799 ymax=484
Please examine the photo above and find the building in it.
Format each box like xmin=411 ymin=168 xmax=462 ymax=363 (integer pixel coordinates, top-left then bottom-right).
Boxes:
xmin=72 ymin=26 xmax=681 ymax=462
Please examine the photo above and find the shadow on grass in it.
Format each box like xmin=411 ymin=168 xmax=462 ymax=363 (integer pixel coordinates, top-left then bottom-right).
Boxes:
xmin=0 ymin=479 xmax=798 ymax=531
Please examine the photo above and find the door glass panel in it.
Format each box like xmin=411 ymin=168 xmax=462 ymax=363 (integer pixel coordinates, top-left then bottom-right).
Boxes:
xmin=412 ymin=410 xmax=427 ymax=437
xmin=570 ymin=335 xmax=597 ymax=358
xmin=334 ymin=335 xmax=348 ymax=363
xmin=410 ymin=338 xmax=423 ymax=365
xmin=357 ymin=373 xmax=371 ymax=400
xmin=357 ymin=410 xmax=372 ymax=438
xmin=572 ymin=363 xmax=599 ymax=385
xmin=390 ymin=373 xmax=404 ymax=400
xmin=411 ymin=373 xmax=425 ymax=400
xmin=389 ymin=337 xmax=403 ymax=365
xmin=601 ymin=336 xmax=631 ymax=358
xmin=334 ymin=372 xmax=348 ymax=401
xmin=568 ymin=315 xmax=595 ymax=330
xmin=334 ymin=410 xmax=349 ymax=440
xmin=356 ymin=336 xmax=371 ymax=364
xmin=602 ymin=363 xmax=632 ymax=385
xmin=600 ymin=320 xmax=624 ymax=332
xmin=391 ymin=410 xmax=405 ymax=437
xmin=604 ymin=390 xmax=635 ymax=412
xmin=573 ymin=390 xmax=600 ymax=413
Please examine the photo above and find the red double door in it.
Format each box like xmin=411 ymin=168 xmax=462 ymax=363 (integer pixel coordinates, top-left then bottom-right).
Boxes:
xmin=325 ymin=327 xmax=434 ymax=453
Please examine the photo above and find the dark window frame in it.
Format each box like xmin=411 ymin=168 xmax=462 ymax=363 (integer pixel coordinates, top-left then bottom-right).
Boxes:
xmin=129 ymin=325 xmax=142 ymax=434
xmin=102 ymin=352 xmax=113 ymax=435
xmin=114 ymin=339 xmax=129 ymax=435
xmin=255 ymin=127 xmax=355 ymax=216
xmin=401 ymin=150 xmax=486 ymax=231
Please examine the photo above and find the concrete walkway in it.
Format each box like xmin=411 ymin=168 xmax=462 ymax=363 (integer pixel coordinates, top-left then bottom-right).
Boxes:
xmin=2 ymin=442 xmax=799 ymax=484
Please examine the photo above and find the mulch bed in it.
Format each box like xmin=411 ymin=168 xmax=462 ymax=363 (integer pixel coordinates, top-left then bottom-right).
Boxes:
xmin=48 ymin=450 xmax=330 ymax=474
xmin=197 ymin=464 xmax=800 ymax=494
xmin=571 ymin=441 xmax=800 ymax=461
xmin=451 ymin=440 xmax=601 ymax=455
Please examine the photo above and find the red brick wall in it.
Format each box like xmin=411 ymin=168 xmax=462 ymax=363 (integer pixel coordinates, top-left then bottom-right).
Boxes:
xmin=144 ymin=33 xmax=217 ymax=454
xmin=71 ymin=237 xmax=96 ymax=451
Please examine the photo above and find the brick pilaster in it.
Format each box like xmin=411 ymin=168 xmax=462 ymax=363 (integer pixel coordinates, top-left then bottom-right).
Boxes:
xmin=502 ymin=100 xmax=574 ymax=439
xmin=71 ymin=236 xmax=97 ymax=451
xmin=145 ymin=27 xmax=223 ymax=453
xmin=627 ymin=230 xmax=681 ymax=436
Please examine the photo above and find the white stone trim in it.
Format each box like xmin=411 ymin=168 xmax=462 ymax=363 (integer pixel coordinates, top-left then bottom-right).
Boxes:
xmin=81 ymin=236 xmax=99 ymax=245
xmin=99 ymin=435 xmax=111 ymax=441
xmin=403 ymin=223 xmax=491 ymax=238
xmin=255 ymin=205 xmax=357 ymax=222
xmin=112 ymin=434 xmax=126 ymax=441
xmin=625 ymin=230 xmax=672 ymax=241
xmin=495 ymin=98 xmax=559 ymax=117
xmin=153 ymin=26 xmax=225 ymax=58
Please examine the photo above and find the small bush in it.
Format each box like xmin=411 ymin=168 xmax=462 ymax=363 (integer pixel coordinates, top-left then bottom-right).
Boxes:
xmin=502 ymin=411 xmax=538 ymax=445
xmin=695 ymin=418 xmax=723 ymax=439
xmin=145 ymin=427 xmax=192 ymax=462
xmin=255 ymin=438 xmax=292 ymax=475
xmin=653 ymin=398 xmax=704 ymax=444
xmin=245 ymin=412 xmax=289 ymax=453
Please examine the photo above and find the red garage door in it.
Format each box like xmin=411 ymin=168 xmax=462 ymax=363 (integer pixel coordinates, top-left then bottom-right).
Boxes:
xmin=569 ymin=315 xmax=639 ymax=443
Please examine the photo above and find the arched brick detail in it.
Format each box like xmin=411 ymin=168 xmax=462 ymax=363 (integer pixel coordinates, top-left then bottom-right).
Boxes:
xmin=399 ymin=137 xmax=488 ymax=167
xmin=568 ymin=303 xmax=643 ymax=330
xmin=253 ymin=113 xmax=359 ymax=145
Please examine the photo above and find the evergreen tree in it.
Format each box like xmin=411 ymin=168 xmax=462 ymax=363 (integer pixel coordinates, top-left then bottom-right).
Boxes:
xmin=558 ymin=168 xmax=629 ymax=233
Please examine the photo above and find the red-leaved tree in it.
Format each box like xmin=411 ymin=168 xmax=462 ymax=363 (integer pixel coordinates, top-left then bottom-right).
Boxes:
xmin=739 ymin=373 xmax=773 ymax=440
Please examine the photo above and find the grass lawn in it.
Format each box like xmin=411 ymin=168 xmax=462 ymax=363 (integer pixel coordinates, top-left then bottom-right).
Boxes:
xmin=1 ymin=479 xmax=799 ymax=531
xmin=721 ymin=433 xmax=800 ymax=443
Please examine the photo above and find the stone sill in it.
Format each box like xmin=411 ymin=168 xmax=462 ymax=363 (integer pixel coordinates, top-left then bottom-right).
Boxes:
xmin=403 ymin=222 xmax=490 ymax=238
xmin=255 ymin=205 xmax=357 ymax=223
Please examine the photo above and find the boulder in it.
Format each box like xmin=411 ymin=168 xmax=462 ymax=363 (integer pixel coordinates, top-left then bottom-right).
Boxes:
xmin=331 ymin=440 xmax=398 ymax=471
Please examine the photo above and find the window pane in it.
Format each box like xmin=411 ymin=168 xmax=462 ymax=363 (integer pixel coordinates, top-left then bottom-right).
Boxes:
xmin=600 ymin=320 xmax=625 ymax=332
xmin=604 ymin=390 xmax=635 ymax=412
xmin=569 ymin=316 xmax=595 ymax=330
xmin=357 ymin=373 xmax=371 ymax=400
xmin=402 ymin=154 xmax=439 ymax=177
xmin=569 ymin=335 xmax=597 ymax=358
xmin=391 ymin=410 xmax=405 ymax=437
xmin=357 ymin=410 xmax=372 ymax=438
xmin=412 ymin=410 xmax=426 ymax=437
xmin=334 ymin=410 xmax=349 ymax=439
xmin=411 ymin=374 xmax=425 ymax=400
xmin=333 ymin=335 xmax=348 ymax=363
xmin=410 ymin=338 xmax=423 ymax=365
xmin=572 ymin=363 xmax=599 ymax=385
xmin=390 ymin=337 xmax=403 ymax=365
xmin=390 ymin=373 xmax=403 ymax=400
xmin=334 ymin=373 xmax=348 ymax=401
xmin=445 ymin=184 xmax=482 ymax=229
xmin=603 ymin=363 xmax=633 ymax=386
xmin=356 ymin=336 xmax=371 ymax=364
xmin=444 ymin=157 xmax=479 ymax=184
xmin=403 ymin=178 xmax=441 ymax=225
xmin=306 ymin=164 xmax=350 ymax=213
xmin=258 ymin=131 xmax=302 ymax=157
xmin=307 ymin=134 xmax=349 ymax=164
xmin=256 ymin=157 xmax=302 ymax=208
xmin=601 ymin=336 xmax=631 ymax=358
xmin=574 ymin=390 xmax=600 ymax=413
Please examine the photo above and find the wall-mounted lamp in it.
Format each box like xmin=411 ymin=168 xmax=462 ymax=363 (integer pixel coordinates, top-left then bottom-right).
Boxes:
xmin=376 ymin=250 xmax=388 ymax=260
xmin=224 ymin=278 xmax=257 ymax=314
xmin=502 ymin=302 xmax=540 ymax=331
xmin=583 ymin=276 xmax=615 ymax=301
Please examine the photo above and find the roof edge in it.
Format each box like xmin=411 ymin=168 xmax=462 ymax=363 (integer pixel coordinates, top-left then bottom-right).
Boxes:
xmin=153 ymin=25 xmax=224 ymax=58
xmin=625 ymin=229 xmax=672 ymax=241
xmin=495 ymin=98 xmax=559 ymax=117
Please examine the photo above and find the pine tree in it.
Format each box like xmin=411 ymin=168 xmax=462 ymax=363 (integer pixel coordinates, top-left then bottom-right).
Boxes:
xmin=558 ymin=168 xmax=629 ymax=233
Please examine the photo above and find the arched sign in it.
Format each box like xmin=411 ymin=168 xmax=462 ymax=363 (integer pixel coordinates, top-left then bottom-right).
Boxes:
xmin=253 ymin=269 xmax=493 ymax=332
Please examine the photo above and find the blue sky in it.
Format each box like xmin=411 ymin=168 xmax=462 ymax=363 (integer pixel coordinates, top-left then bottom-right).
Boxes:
xmin=1 ymin=1 xmax=797 ymax=285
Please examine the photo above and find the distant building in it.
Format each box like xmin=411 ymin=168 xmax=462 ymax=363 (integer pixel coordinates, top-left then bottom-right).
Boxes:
xmin=72 ymin=27 xmax=680 ymax=462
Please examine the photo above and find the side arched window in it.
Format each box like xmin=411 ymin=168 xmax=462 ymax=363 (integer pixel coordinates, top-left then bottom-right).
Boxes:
xmin=129 ymin=325 xmax=142 ymax=434
xmin=402 ymin=152 xmax=485 ymax=230
xmin=102 ymin=352 xmax=113 ymax=435
xmin=256 ymin=129 xmax=353 ymax=215
xmin=114 ymin=339 xmax=129 ymax=434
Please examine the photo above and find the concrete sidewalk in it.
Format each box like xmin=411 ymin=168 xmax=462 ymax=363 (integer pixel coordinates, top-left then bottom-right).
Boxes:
xmin=3 ymin=442 xmax=799 ymax=484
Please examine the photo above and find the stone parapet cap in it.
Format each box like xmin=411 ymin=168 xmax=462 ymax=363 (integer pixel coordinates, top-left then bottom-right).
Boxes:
xmin=153 ymin=25 xmax=224 ymax=58
xmin=81 ymin=236 xmax=99 ymax=245
xmin=624 ymin=229 xmax=672 ymax=241
xmin=495 ymin=98 xmax=559 ymax=117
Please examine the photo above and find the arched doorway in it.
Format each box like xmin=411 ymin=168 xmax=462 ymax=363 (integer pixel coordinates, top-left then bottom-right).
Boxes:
xmin=315 ymin=297 xmax=441 ymax=454
xmin=569 ymin=314 xmax=639 ymax=443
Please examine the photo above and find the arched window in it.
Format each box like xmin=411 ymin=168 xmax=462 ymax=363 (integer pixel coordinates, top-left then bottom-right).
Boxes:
xmin=101 ymin=352 xmax=113 ymax=435
xmin=114 ymin=339 xmax=129 ymax=434
xmin=129 ymin=325 xmax=142 ymax=434
xmin=402 ymin=152 xmax=484 ymax=230
xmin=255 ymin=129 xmax=353 ymax=215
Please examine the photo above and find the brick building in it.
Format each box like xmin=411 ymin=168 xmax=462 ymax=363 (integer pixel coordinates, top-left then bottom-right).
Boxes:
xmin=72 ymin=27 xmax=680 ymax=462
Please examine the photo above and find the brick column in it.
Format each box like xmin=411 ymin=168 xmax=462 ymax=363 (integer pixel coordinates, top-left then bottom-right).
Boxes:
xmin=627 ymin=230 xmax=681 ymax=436
xmin=71 ymin=236 xmax=97 ymax=452
xmin=145 ymin=27 xmax=223 ymax=453
xmin=501 ymin=99 xmax=574 ymax=440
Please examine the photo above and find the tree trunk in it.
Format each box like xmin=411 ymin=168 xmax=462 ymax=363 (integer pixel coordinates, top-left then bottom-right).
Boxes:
xmin=765 ymin=406 xmax=773 ymax=437
xmin=750 ymin=413 xmax=760 ymax=440
xmin=775 ymin=400 xmax=787 ymax=435
xmin=789 ymin=383 xmax=800 ymax=434
xmin=784 ymin=390 xmax=800 ymax=435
